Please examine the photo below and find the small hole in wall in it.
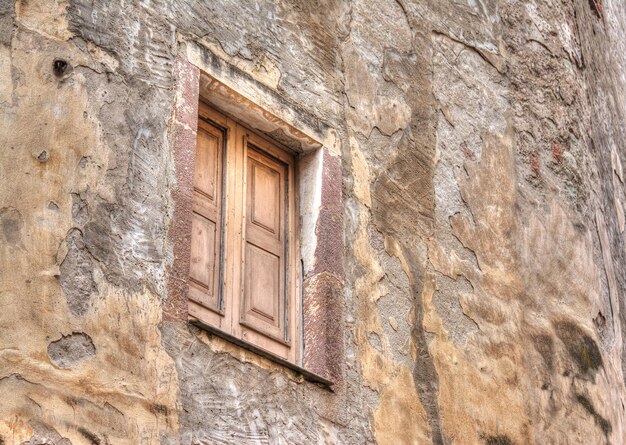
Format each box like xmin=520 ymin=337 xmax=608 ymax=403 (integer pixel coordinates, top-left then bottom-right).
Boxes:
xmin=593 ymin=311 xmax=606 ymax=328
xmin=588 ymin=0 xmax=604 ymax=21
xmin=53 ymin=59 xmax=70 ymax=77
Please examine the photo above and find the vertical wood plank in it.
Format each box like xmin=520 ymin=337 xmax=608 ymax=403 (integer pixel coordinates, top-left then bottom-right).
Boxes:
xmin=189 ymin=117 xmax=223 ymax=314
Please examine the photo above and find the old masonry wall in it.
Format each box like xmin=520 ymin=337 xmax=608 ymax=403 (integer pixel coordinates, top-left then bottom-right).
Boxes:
xmin=2 ymin=0 xmax=626 ymax=444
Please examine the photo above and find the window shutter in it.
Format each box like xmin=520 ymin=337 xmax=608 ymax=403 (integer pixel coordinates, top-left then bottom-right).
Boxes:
xmin=241 ymin=143 xmax=289 ymax=342
xmin=188 ymin=104 xmax=300 ymax=363
xmin=188 ymin=118 xmax=224 ymax=313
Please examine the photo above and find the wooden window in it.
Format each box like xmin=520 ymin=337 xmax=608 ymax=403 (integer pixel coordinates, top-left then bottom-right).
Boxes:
xmin=188 ymin=102 xmax=300 ymax=364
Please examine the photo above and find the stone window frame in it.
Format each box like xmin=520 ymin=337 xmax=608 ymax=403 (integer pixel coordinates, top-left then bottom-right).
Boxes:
xmin=165 ymin=49 xmax=344 ymax=387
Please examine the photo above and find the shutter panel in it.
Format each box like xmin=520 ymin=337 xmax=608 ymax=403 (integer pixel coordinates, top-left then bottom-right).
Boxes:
xmin=189 ymin=119 xmax=223 ymax=313
xmin=241 ymin=145 xmax=288 ymax=341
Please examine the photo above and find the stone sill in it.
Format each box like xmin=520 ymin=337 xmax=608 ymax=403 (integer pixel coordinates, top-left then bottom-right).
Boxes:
xmin=189 ymin=319 xmax=334 ymax=390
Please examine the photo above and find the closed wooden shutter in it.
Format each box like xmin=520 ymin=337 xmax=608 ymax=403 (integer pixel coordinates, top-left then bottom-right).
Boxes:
xmin=188 ymin=118 xmax=223 ymax=313
xmin=241 ymin=145 xmax=288 ymax=341
xmin=188 ymin=103 xmax=300 ymax=364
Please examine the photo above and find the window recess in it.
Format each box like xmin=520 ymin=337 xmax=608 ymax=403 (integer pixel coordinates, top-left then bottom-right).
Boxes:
xmin=168 ymin=58 xmax=344 ymax=388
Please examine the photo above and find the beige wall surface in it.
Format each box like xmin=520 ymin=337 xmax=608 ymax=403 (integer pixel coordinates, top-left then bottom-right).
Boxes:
xmin=2 ymin=0 xmax=626 ymax=444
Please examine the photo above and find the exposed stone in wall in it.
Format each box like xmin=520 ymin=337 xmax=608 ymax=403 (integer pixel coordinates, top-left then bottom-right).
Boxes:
xmin=47 ymin=332 xmax=96 ymax=369
xmin=2 ymin=0 xmax=626 ymax=444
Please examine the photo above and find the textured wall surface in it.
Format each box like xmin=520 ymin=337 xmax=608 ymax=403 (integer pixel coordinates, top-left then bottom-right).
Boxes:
xmin=2 ymin=0 xmax=626 ymax=444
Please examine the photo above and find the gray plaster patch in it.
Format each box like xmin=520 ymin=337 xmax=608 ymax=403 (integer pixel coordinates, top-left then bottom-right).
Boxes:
xmin=160 ymin=323 xmax=368 ymax=445
xmin=19 ymin=422 xmax=73 ymax=445
xmin=377 ymin=251 xmax=414 ymax=364
xmin=59 ymin=229 xmax=96 ymax=316
xmin=47 ymin=332 xmax=96 ymax=369
xmin=71 ymin=193 xmax=89 ymax=227
xmin=432 ymin=273 xmax=479 ymax=347
xmin=0 ymin=207 xmax=23 ymax=246
xmin=0 ymin=0 xmax=14 ymax=47
xmin=368 ymin=331 xmax=383 ymax=352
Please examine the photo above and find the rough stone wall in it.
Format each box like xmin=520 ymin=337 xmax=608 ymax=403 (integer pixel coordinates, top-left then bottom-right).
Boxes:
xmin=1 ymin=0 xmax=626 ymax=444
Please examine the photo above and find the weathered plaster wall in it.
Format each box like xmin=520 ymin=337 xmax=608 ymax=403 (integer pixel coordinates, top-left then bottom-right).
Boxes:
xmin=2 ymin=0 xmax=626 ymax=444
